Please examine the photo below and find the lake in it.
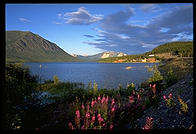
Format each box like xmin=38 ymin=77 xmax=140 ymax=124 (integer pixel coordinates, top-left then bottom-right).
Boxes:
xmin=24 ymin=62 xmax=158 ymax=89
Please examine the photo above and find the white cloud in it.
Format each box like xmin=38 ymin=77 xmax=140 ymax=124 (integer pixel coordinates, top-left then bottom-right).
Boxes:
xmin=140 ymin=4 xmax=157 ymax=12
xmin=84 ymin=5 xmax=193 ymax=54
xmin=18 ymin=18 xmax=32 ymax=23
xmin=63 ymin=7 xmax=103 ymax=25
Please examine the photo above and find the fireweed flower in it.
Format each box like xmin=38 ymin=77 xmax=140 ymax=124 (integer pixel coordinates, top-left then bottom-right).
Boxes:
xmin=168 ymin=93 xmax=172 ymax=99
xmin=111 ymin=106 xmax=115 ymax=113
xmin=152 ymin=84 xmax=156 ymax=95
xmin=163 ymin=95 xmax=167 ymax=100
xmin=112 ymin=98 xmax=115 ymax=105
xmin=98 ymin=116 xmax=104 ymax=123
xmin=106 ymin=96 xmax=109 ymax=103
xmin=102 ymin=123 xmax=106 ymax=127
xmin=97 ymin=113 xmax=101 ymax=119
xmin=68 ymin=122 xmax=74 ymax=130
xmin=98 ymin=96 xmax=101 ymax=101
xmin=75 ymin=110 xmax=80 ymax=118
xmin=129 ymin=96 xmax=134 ymax=103
xmin=91 ymin=114 xmax=95 ymax=122
xmin=101 ymin=96 xmax=106 ymax=104
xmin=149 ymin=84 xmax=152 ymax=88
xmin=109 ymin=124 xmax=114 ymax=130
xmin=85 ymin=112 xmax=90 ymax=119
xmin=152 ymin=84 xmax=156 ymax=88
xmin=81 ymin=125 xmax=84 ymax=130
xmin=143 ymin=117 xmax=153 ymax=129
xmin=81 ymin=104 xmax=85 ymax=109
xmin=137 ymin=94 xmax=140 ymax=100
xmin=91 ymin=100 xmax=95 ymax=107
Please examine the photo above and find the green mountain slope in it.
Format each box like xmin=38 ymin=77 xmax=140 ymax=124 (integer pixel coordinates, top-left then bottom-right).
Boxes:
xmin=6 ymin=31 xmax=80 ymax=62
xmin=145 ymin=41 xmax=193 ymax=57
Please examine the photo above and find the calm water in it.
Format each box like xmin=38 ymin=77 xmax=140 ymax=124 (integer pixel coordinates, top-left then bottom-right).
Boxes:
xmin=24 ymin=62 xmax=158 ymax=89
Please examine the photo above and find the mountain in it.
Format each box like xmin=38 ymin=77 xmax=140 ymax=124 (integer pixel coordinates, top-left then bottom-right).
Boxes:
xmin=73 ymin=51 xmax=127 ymax=61
xmin=6 ymin=31 xmax=79 ymax=62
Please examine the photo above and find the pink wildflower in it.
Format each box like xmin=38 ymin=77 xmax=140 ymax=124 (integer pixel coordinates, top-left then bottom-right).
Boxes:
xmin=152 ymin=84 xmax=156 ymax=88
xmin=91 ymin=100 xmax=95 ymax=107
xmin=97 ymin=113 xmax=101 ymax=118
xmin=163 ymin=95 xmax=167 ymax=100
xmin=112 ymin=98 xmax=115 ymax=105
xmin=92 ymin=114 xmax=95 ymax=122
xmin=149 ymin=84 xmax=152 ymax=88
xmin=109 ymin=124 xmax=114 ymax=130
xmin=81 ymin=125 xmax=84 ymax=130
xmin=137 ymin=94 xmax=140 ymax=100
xmin=102 ymin=123 xmax=106 ymax=127
xmin=98 ymin=116 xmax=104 ymax=122
xmin=85 ymin=112 xmax=90 ymax=119
xmin=101 ymin=96 xmax=106 ymax=104
xmin=81 ymin=104 xmax=85 ymax=109
xmin=75 ymin=110 xmax=80 ymax=118
xmin=111 ymin=106 xmax=115 ymax=113
xmin=98 ymin=95 xmax=101 ymax=101
xmin=106 ymin=96 xmax=109 ymax=103
xmin=168 ymin=93 xmax=172 ymax=99
xmin=93 ymin=126 xmax=96 ymax=130
xmin=143 ymin=117 xmax=153 ymax=129
xmin=68 ymin=122 xmax=74 ymax=130
xmin=129 ymin=95 xmax=134 ymax=103
xmin=87 ymin=104 xmax=90 ymax=112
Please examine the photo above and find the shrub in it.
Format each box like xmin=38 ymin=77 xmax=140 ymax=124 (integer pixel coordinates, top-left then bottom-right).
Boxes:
xmin=148 ymin=65 xmax=163 ymax=84
xmin=53 ymin=75 xmax=59 ymax=84
xmin=178 ymin=96 xmax=188 ymax=113
xmin=165 ymin=68 xmax=177 ymax=87
xmin=93 ymin=81 xmax=98 ymax=96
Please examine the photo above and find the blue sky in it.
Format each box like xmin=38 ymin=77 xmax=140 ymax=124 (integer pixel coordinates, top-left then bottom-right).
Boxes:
xmin=6 ymin=3 xmax=193 ymax=56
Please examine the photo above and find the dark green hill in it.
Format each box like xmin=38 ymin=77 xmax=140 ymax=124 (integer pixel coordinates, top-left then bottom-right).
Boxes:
xmin=6 ymin=31 xmax=80 ymax=63
xmin=145 ymin=41 xmax=193 ymax=57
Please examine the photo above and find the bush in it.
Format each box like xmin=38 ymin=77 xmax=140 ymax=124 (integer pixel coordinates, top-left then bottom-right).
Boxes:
xmin=148 ymin=65 xmax=163 ymax=84
xmin=53 ymin=75 xmax=59 ymax=84
xmin=165 ymin=68 xmax=177 ymax=87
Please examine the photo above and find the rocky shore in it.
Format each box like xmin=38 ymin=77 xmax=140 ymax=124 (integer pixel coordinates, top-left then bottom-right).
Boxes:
xmin=135 ymin=74 xmax=193 ymax=129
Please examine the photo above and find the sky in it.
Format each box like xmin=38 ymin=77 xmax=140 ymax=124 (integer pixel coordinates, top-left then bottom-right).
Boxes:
xmin=6 ymin=3 xmax=193 ymax=56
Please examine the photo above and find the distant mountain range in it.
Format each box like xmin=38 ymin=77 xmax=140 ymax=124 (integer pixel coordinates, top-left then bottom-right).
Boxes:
xmin=6 ymin=31 xmax=79 ymax=62
xmin=71 ymin=51 xmax=127 ymax=61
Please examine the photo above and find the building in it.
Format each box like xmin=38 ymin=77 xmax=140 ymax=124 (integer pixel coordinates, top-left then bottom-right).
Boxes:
xmin=147 ymin=58 xmax=156 ymax=62
xmin=142 ymin=58 xmax=146 ymax=62
xmin=113 ymin=59 xmax=126 ymax=63
xmin=149 ymin=54 xmax=154 ymax=57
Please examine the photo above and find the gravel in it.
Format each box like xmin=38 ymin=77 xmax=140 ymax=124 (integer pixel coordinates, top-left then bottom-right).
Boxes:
xmin=135 ymin=74 xmax=193 ymax=129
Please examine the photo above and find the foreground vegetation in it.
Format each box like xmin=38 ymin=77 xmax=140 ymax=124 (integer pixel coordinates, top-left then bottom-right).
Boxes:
xmin=3 ymin=57 xmax=193 ymax=130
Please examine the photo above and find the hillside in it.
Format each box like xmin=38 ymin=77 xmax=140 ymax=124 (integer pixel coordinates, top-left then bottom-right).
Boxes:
xmin=72 ymin=51 xmax=127 ymax=62
xmin=98 ymin=41 xmax=193 ymax=63
xmin=145 ymin=41 xmax=193 ymax=57
xmin=6 ymin=31 xmax=79 ymax=63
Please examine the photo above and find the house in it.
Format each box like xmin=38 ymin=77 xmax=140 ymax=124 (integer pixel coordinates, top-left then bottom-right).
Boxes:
xmin=149 ymin=54 xmax=154 ymax=57
xmin=113 ymin=59 xmax=126 ymax=63
xmin=147 ymin=58 xmax=156 ymax=62
xmin=142 ymin=58 xmax=146 ymax=62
